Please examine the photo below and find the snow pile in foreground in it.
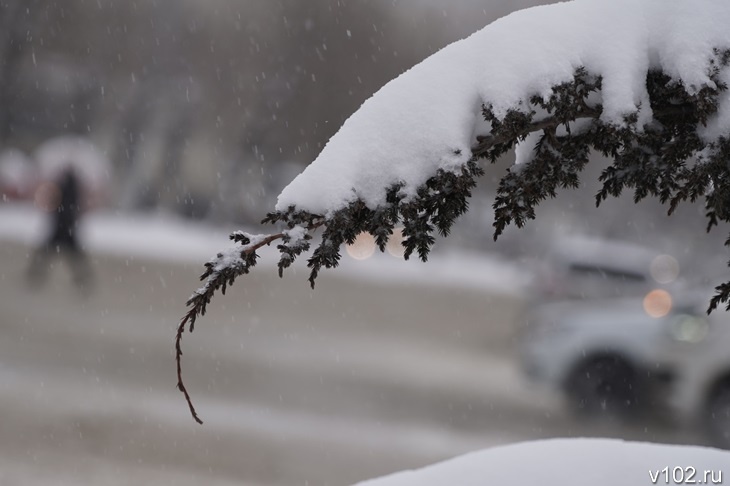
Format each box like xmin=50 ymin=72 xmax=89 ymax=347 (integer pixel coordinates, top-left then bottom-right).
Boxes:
xmin=277 ymin=0 xmax=730 ymax=215
xmin=355 ymin=438 xmax=729 ymax=486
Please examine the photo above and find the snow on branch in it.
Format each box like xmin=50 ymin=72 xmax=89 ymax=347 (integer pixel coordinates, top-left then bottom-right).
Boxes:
xmin=176 ymin=222 xmax=320 ymax=423
xmin=177 ymin=0 xmax=730 ymax=423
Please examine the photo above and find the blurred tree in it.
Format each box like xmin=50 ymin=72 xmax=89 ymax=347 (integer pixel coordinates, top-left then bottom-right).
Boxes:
xmin=0 ymin=0 xmax=41 ymax=142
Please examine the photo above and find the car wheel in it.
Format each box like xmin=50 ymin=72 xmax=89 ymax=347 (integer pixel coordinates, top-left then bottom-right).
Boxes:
xmin=705 ymin=380 xmax=730 ymax=449
xmin=565 ymin=356 xmax=642 ymax=418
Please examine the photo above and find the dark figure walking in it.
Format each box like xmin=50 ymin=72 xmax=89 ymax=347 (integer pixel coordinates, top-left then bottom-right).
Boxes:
xmin=28 ymin=167 xmax=93 ymax=290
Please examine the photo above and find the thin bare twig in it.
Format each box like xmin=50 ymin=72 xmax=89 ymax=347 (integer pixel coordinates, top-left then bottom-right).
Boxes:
xmin=176 ymin=313 xmax=203 ymax=424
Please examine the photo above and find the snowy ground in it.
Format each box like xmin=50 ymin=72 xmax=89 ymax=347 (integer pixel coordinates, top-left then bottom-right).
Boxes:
xmin=0 ymin=204 xmax=710 ymax=485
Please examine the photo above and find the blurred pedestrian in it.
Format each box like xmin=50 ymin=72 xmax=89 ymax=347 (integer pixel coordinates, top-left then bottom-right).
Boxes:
xmin=27 ymin=166 xmax=93 ymax=291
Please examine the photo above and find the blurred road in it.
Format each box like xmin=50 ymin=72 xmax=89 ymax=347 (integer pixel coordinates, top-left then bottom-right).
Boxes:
xmin=0 ymin=242 xmax=704 ymax=485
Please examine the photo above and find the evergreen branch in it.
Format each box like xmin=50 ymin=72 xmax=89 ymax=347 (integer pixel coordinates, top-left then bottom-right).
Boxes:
xmin=709 ymin=281 xmax=730 ymax=314
xmin=176 ymin=62 xmax=730 ymax=424
xmin=176 ymin=220 xmax=324 ymax=424
xmin=473 ymin=107 xmax=599 ymax=155
xmin=471 ymin=105 xmax=695 ymax=160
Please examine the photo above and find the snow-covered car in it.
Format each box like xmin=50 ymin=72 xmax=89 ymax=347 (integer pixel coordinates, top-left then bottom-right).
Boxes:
xmin=519 ymin=296 xmax=702 ymax=417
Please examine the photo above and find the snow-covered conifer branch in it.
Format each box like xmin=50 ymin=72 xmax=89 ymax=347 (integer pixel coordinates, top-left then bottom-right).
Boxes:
xmin=176 ymin=221 xmax=322 ymax=423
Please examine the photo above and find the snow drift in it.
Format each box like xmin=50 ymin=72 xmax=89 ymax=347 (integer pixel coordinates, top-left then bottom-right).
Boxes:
xmin=355 ymin=438 xmax=729 ymax=486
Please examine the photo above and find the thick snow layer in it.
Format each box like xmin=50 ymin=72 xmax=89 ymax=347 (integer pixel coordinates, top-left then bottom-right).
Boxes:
xmin=356 ymin=438 xmax=729 ymax=486
xmin=276 ymin=0 xmax=730 ymax=215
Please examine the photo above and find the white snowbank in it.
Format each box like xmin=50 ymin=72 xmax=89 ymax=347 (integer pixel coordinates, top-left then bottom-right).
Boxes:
xmin=356 ymin=438 xmax=729 ymax=486
xmin=276 ymin=0 xmax=730 ymax=215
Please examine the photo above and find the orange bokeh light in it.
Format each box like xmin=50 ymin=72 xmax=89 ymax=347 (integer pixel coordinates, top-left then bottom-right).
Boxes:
xmin=386 ymin=227 xmax=405 ymax=258
xmin=345 ymin=232 xmax=376 ymax=260
xmin=643 ymin=289 xmax=672 ymax=318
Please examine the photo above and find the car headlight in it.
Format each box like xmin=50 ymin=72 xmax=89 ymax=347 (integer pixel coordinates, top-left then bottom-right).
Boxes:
xmin=643 ymin=288 xmax=673 ymax=318
xmin=667 ymin=314 xmax=709 ymax=343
